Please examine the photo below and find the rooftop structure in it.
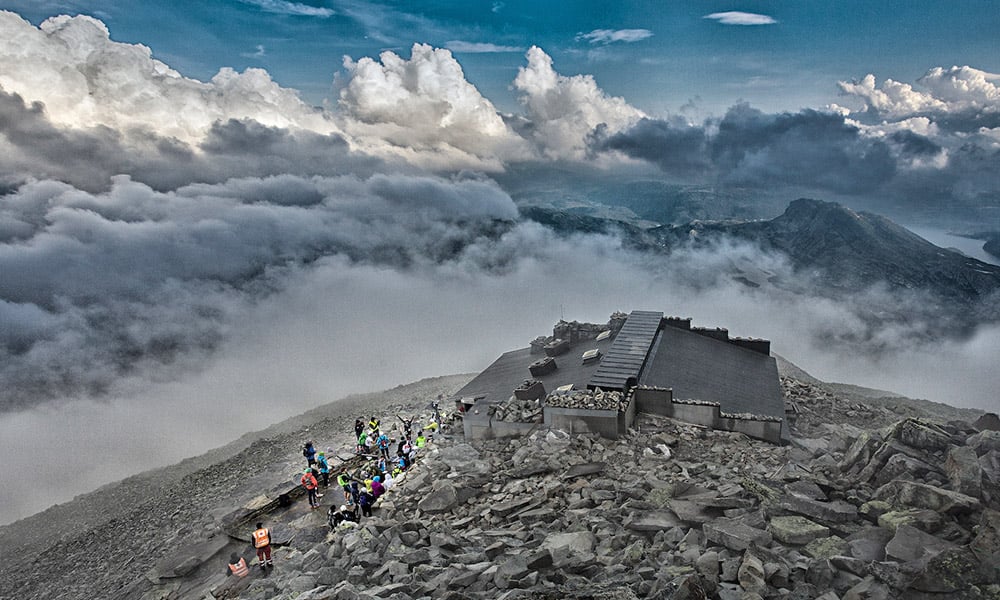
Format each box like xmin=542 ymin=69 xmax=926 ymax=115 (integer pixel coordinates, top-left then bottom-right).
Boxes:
xmin=452 ymin=310 xmax=786 ymax=443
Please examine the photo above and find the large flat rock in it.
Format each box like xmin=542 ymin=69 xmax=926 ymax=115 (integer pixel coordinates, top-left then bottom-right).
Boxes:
xmin=769 ymin=516 xmax=830 ymax=545
xmin=874 ymin=480 xmax=980 ymax=515
xmin=703 ymin=518 xmax=773 ymax=552
xmin=777 ymin=494 xmax=858 ymax=524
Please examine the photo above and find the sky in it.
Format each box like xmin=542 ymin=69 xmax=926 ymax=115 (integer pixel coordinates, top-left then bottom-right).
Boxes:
xmin=0 ymin=2 xmax=999 ymax=524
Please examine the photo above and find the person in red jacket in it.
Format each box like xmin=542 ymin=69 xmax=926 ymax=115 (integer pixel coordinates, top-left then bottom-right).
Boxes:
xmin=301 ymin=468 xmax=320 ymax=509
xmin=251 ymin=522 xmax=273 ymax=571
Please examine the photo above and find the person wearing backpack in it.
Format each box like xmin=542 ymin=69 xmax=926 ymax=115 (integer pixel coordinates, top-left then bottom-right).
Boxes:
xmin=302 ymin=441 xmax=317 ymax=466
xmin=316 ymin=451 xmax=330 ymax=487
xmin=357 ymin=488 xmax=375 ymax=518
xmin=301 ymin=469 xmax=320 ymax=509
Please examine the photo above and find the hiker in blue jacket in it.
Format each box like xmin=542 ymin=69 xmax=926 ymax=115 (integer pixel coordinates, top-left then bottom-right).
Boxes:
xmin=316 ymin=451 xmax=330 ymax=487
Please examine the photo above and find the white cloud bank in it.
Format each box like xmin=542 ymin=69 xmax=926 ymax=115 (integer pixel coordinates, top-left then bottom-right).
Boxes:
xmin=0 ymin=11 xmax=338 ymax=144
xmin=838 ymin=66 xmax=1000 ymax=119
xmin=0 ymin=13 xmax=651 ymax=173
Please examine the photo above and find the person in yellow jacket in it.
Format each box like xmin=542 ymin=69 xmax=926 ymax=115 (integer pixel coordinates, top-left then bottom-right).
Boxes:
xmin=251 ymin=522 xmax=273 ymax=571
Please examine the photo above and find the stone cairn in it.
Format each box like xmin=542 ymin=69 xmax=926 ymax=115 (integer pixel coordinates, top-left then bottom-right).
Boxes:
xmin=545 ymin=388 xmax=629 ymax=412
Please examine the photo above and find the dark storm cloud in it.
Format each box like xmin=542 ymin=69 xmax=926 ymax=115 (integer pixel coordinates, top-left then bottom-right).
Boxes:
xmin=594 ymin=117 xmax=709 ymax=176
xmin=888 ymin=130 xmax=941 ymax=157
xmin=593 ymin=104 xmax=898 ymax=195
xmin=710 ymin=105 xmax=897 ymax=194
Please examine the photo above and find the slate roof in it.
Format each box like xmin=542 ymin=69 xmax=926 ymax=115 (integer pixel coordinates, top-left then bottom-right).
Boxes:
xmin=640 ymin=324 xmax=786 ymax=428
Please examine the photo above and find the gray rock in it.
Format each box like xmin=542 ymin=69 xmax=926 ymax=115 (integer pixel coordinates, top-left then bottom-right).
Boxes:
xmin=842 ymin=575 xmax=890 ymax=600
xmin=737 ymin=551 xmax=766 ymax=595
xmin=769 ymin=515 xmax=830 ymax=545
xmin=287 ymin=574 xmax=319 ymax=593
xmin=778 ymin=494 xmax=858 ymax=524
xmin=785 ymin=479 xmax=827 ymax=501
xmin=803 ymin=535 xmax=848 ymax=560
xmin=829 ymin=554 xmax=867 ymax=577
xmin=703 ymin=518 xmax=773 ymax=552
xmin=874 ymin=479 xmax=981 ymax=515
xmin=846 ymin=527 xmax=893 ymax=562
xmin=946 ymin=444 xmax=983 ymax=498
xmin=719 ymin=557 xmax=741 ymax=583
xmin=628 ymin=511 xmax=682 ymax=532
xmin=541 ymin=531 xmax=596 ymax=556
xmin=968 ymin=430 xmax=1000 ymax=456
xmin=695 ymin=551 xmax=720 ymax=582
xmin=417 ymin=481 xmax=459 ymax=513
xmin=909 ymin=546 xmax=984 ymax=593
xmin=884 ymin=524 xmax=955 ymax=562
xmin=970 ymin=508 xmax=1000 ymax=584
xmin=876 ymin=508 xmax=942 ymax=533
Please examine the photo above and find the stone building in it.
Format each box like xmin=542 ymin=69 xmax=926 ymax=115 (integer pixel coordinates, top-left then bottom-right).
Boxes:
xmin=451 ymin=310 xmax=786 ymax=443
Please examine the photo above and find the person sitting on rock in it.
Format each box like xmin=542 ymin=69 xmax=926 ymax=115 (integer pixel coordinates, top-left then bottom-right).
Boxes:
xmin=225 ymin=552 xmax=249 ymax=577
xmin=415 ymin=431 xmax=426 ymax=448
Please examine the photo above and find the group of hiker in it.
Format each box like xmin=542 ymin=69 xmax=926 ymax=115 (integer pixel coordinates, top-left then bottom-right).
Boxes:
xmin=226 ymin=403 xmax=445 ymax=581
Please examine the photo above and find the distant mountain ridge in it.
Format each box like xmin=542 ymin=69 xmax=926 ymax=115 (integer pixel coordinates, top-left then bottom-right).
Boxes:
xmin=652 ymin=198 xmax=1000 ymax=302
xmin=522 ymin=198 xmax=1000 ymax=336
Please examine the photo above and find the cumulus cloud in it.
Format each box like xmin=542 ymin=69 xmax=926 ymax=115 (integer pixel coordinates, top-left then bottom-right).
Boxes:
xmin=703 ymin=11 xmax=777 ymax=26
xmin=0 ymin=12 xmax=338 ymax=145
xmin=339 ymin=43 xmax=533 ymax=169
xmin=445 ymin=41 xmax=522 ymax=53
xmin=576 ymin=29 xmax=653 ymax=45
xmin=513 ymin=46 xmax=645 ymax=159
xmin=839 ymin=67 xmax=1000 ymax=120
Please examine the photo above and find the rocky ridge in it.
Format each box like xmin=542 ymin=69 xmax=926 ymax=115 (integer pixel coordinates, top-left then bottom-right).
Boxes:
xmin=211 ymin=377 xmax=996 ymax=600
xmin=1 ymin=371 xmax=997 ymax=600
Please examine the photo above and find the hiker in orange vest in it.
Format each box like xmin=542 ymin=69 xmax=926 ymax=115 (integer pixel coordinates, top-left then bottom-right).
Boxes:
xmin=251 ymin=522 xmax=273 ymax=571
xmin=301 ymin=468 xmax=320 ymax=509
xmin=226 ymin=552 xmax=250 ymax=577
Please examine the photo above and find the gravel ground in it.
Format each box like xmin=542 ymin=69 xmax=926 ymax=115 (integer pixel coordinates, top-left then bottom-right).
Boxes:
xmin=0 ymin=374 xmax=472 ymax=600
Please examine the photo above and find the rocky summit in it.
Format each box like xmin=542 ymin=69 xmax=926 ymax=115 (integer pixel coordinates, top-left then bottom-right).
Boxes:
xmin=1 ymin=370 xmax=998 ymax=600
